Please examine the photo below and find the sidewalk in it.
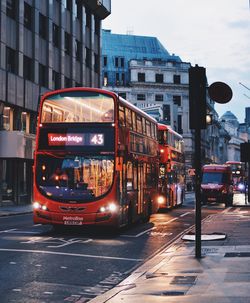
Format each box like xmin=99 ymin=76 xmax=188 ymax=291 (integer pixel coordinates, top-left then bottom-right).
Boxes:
xmin=0 ymin=204 xmax=32 ymax=216
xmin=90 ymin=205 xmax=250 ymax=303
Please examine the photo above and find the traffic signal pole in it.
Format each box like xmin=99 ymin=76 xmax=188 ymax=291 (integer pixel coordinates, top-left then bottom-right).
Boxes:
xmin=189 ymin=65 xmax=207 ymax=259
xmin=194 ymin=129 xmax=202 ymax=258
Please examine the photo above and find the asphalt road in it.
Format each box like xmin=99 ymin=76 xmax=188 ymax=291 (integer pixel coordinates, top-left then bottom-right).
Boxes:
xmin=0 ymin=194 xmax=232 ymax=303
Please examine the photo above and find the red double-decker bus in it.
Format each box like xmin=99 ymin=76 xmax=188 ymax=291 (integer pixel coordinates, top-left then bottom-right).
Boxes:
xmin=157 ymin=123 xmax=185 ymax=208
xmin=33 ymin=87 xmax=159 ymax=228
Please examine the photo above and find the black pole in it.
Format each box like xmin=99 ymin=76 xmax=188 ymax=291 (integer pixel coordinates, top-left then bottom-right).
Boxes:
xmin=248 ymin=162 xmax=250 ymax=203
xmin=194 ymin=128 xmax=202 ymax=258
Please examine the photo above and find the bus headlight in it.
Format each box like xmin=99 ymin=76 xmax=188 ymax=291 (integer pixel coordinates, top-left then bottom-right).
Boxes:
xmin=33 ymin=202 xmax=41 ymax=209
xmin=157 ymin=196 xmax=165 ymax=205
xmin=33 ymin=202 xmax=48 ymax=211
xmin=99 ymin=203 xmax=118 ymax=213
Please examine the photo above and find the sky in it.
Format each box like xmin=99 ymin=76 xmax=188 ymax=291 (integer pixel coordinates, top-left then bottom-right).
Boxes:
xmin=102 ymin=0 xmax=250 ymax=123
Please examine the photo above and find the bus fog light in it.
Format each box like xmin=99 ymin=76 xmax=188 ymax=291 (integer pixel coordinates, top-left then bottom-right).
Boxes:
xmin=157 ymin=196 xmax=165 ymax=204
xmin=42 ymin=205 xmax=48 ymax=211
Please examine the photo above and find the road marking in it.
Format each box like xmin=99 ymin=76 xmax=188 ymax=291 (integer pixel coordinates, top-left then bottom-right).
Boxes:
xmin=0 ymin=248 xmax=143 ymax=262
xmin=121 ymin=226 xmax=156 ymax=238
xmin=0 ymin=228 xmax=17 ymax=233
xmin=12 ymin=289 xmax=22 ymax=292
xmin=179 ymin=212 xmax=191 ymax=217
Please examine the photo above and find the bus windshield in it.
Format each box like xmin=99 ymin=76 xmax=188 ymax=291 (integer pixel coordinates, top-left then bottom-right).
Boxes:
xmin=41 ymin=91 xmax=114 ymax=123
xmin=36 ymin=154 xmax=114 ymax=202
xmin=202 ymin=172 xmax=227 ymax=184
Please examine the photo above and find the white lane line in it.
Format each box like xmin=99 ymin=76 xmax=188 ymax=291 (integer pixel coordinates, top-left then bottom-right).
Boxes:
xmin=179 ymin=212 xmax=191 ymax=217
xmin=121 ymin=226 xmax=156 ymax=238
xmin=0 ymin=228 xmax=17 ymax=234
xmin=0 ymin=248 xmax=143 ymax=262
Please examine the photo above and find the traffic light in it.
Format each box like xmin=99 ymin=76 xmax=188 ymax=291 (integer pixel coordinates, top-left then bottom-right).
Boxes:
xmin=189 ymin=65 xmax=207 ymax=129
xmin=240 ymin=142 xmax=250 ymax=162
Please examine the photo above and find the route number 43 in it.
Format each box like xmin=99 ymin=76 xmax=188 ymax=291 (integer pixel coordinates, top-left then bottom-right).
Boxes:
xmin=90 ymin=134 xmax=104 ymax=145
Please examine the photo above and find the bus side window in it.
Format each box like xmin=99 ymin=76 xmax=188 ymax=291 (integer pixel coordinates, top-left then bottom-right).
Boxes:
xmin=125 ymin=108 xmax=132 ymax=130
xmin=131 ymin=111 xmax=136 ymax=131
xmin=119 ymin=105 xmax=125 ymax=127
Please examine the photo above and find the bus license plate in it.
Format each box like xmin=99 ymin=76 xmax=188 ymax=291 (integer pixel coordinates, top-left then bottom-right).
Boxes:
xmin=64 ymin=220 xmax=83 ymax=225
xmin=63 ymin=216 xmax=83 ymax=225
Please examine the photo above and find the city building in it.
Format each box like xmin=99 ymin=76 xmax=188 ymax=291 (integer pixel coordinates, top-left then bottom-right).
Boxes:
xmin=101 ymin=29 xmax=229 ymax=180
xmin=0 ymin=0 xmax=111 ymax=205
xmin=220 ymin=111 xmax=247 ymax=161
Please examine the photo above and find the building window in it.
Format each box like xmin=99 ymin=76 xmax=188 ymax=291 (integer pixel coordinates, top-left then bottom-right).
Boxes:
xmin=121 ymin=73 xmax=125 ymax=85
xmin=103 ymin=72 xmax=108 ymax=86
xmin=6 ymin=0 xmax=17 ymax=19
xmin=86 ymin=9 xmax=91 ymax=28
xmin=64 ymin=32 xmax=71 ymax=55
xmin=177 ymin=114 xmax=183 ymax=134
xmin=155 ymin=94 xmax=163 ymax=102
xmin=155 ymin=73 xmax=164 ymax=83
xmin=64 ymin=76 xmax=72 ymax=88
xmin=3 ymin=106 xmax=12 ymax=130
xmin=75 ymin=39 xmax=81 ymax=61
xmin=163 ymin=104 xmax=170 ymax=122
xmin=173 ymin=74 xmax=181 ymax=84
xmin=85 ymin=47 xmax=91 ymax=68
xmin=119 ymin=93 xmax=127 ymax=99
xmin=116 ymin=73 xmax=120 ymax=85
xmin=94 ymin=54 xmax=99 ymax=73
xmin=173 ymin=95 xmax=181 ymax=106
xmin=66 ymin=0 xmax=72 ymax=11
xmin=52 ymin=70 xmax=61 ymax=89
xmin=23 ymin=55 xmax=33 ymax=81
xmin=137 ymin=94 xmax=146 ymax=101
xmin=138 ymin=73 xmax=145 ymax=82
xmin=39 ymin=63 xmax=48 ymax=87
xmin=115 ymin=57 xmax=119 ymax=67
xmin=115 ymin=57 xmax=125 ymax=68
xmin=6 ymin=47 xmax=18 ymax=74
xmin=76 ymin=0 xmax=82 ymax=19
xmin=94 ymin=16 xmax=100 ymax=35
xmin=24 ymin=2 xmax=33 ymax=30
xmin=39 ymin=13 xmax=47 ymax=39
xmin=120 ymin=58 xmax=124 ymax=68
xmin=53 ymin=23 xmax=60 ymax=48
xmin=21 ymin=112 xmax=28 ymax=132
xmin=103 ymin=56 xmax=107 ymax=67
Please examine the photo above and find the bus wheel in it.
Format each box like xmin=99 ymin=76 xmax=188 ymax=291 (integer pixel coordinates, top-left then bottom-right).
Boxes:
xmin=127 ymin=202 xmax=133 ymax=225
xmin=143 ymin=200 xmax=152 ymax=223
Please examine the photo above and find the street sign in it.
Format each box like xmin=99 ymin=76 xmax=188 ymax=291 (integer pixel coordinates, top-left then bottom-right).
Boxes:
xmin=208 ymin=81 xmax=233 ymax=104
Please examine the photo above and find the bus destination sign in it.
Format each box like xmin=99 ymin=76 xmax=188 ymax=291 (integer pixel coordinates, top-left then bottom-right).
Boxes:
xmin=48 ymin=133 xmax=104 ymax=146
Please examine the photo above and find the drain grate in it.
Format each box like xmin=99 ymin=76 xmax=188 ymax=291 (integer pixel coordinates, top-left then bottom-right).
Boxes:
xmin=224 ymin=252 xmax=250 ymax=257
xmin=170 ymin=275 xmax=197 ymax=285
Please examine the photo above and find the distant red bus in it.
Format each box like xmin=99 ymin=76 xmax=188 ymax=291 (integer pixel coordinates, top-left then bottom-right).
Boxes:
xmin=157 ymin=123 xmax=185 ymax=208
xmin=33 ymin=87 xmax=159 ymax=228
xmin=225 ymin=161 xmax=245 ymax=192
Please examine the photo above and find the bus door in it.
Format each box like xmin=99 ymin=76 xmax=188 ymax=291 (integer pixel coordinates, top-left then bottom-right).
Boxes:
xmin=137 ymin=163 xmax=144 ymax=215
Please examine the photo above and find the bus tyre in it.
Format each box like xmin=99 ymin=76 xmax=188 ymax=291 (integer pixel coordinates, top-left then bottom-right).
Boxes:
xmin=128 ymin=202 xmax=133 ymax=225
xmin=143 ymin=200 xmax=152 ymax=223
